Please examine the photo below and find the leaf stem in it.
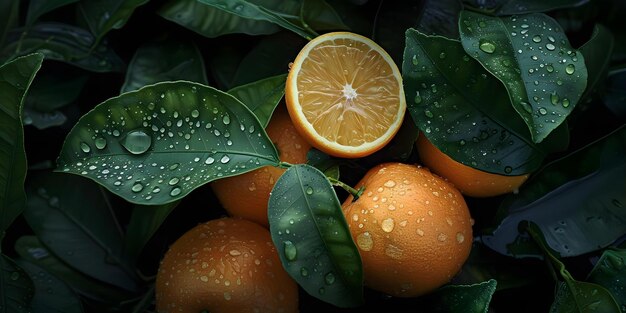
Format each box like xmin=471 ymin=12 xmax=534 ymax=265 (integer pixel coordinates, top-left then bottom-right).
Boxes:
xmin=328 ymin=177 xmax=364 ymax=201
xmin=278 ymin=161 xmax=293 ymax=169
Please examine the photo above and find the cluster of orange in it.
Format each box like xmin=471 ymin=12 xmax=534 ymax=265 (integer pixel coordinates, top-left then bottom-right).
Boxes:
xmin=155 ymin=32 xmax=528 ymax=312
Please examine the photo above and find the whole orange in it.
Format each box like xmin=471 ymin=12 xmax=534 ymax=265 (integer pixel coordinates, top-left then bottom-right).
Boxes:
xmin=211 ymin=106 xmax=311 ymax=226
xmin=342 ymin=163 xmax=473 ymax=297
xmin=155 ymin=217 xmax=299 ymax=313
xmin=417 ymin=135 xmax=529 ymax=198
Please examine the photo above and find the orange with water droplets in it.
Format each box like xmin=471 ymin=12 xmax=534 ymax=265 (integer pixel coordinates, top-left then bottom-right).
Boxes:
xmin=417 ymin=135 xmax=529 ymax=198
xmin=342 ymin=163 xmax=473 ymax=297
xmin=211 ymin=105 xmax=311 ymax=227
xmin=156 ymin=218 xmax=299 ymax=313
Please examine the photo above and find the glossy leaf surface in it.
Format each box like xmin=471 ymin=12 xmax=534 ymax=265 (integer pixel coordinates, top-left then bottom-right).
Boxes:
xmin=227 ymin=74 xmax=286 ymax=127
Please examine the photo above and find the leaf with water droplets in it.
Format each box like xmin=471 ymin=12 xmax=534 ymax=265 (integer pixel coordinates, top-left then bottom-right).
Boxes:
xmin=78 ymin=0 xmax=149 ymax=44
xmin=459 ymin=11 xmax=587 ymax=143
xmin=121 ymin=38 xmax=208 ymax=93
xmin=0 ymin=23 xmax=124 ymax=72
xmin=0 ymin=53 xmax=43 ymax=237
xmin=268 ymin=164 xmax=363 ymax=307
xmin=16 ymin=259 xmax=84 ymax=313
xmin=426 ymin=279 xmax=497 ymax=313
xmin=23 ymin=172 xmax=140 ymax=292
xmin=403 ymin=29 xmax=560 ymax=175
xmin=587 ymin=249 xmax=626 ymax=310
xmin=0 ymin=254 xmax=34 ymax=313
xmin=57 ymin=81 xmax=280 ymax=205
xmin=484 ymin=126 xmax=626 ymax=258
xmin=465 ymin=0 xmax=590 ymax=15
xmin=228 ymin=74 xmax=286 ymax=127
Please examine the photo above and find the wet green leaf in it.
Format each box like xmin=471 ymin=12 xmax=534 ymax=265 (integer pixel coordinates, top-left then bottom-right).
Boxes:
xmin=464 ymin=0 xmax=590 ymax=15
xmin=14 ymin=236 xmax=131 ymax=302
xmin=427 ymin=279 xmax=497 ymax=313
xmin=26 ymin=0 xmax=79 ymax=25
xmin=122 ymin=202 xmax=179 ymax=265
xmin=268 ymin=164 xmax=363 ymax=307
xmin=57 ymin=81 xmax=280 ymax=205
xmin=579 ymin=25 xmax=614 ymax=101
xmin=16 ymin=259 xmax=84 ymax=313
xmin=306 ymin=148 xmax=341 ymax=180
xmin=0 ymin=254 xmax=34 ymax=313
xmin=298 ymin=0 xmax=348 ymax=31
xmin=121 ymin=38 xmax=208 ymax=93
xmin=605 ymin=67 xmax=626 ymax=120
xmin=1 ymin=23 xmax=124 ymax=72
xmin=0 ymin=0 xmax=19 ymax=47
xmin=78 ymin=0 xmax=149 ymax=43
xmin=25 ymin=72 xmax=88 ymax=113
xmin=0 ymin=53 xmax=43 ymax=237
xmin=418 ymin=0 xmax=462 ymax=38
xmin=403 ymin=29 xmax=553 ymax=175
xmin=484 ymin=127 xmax=626 ymax=257
xmin=227 ymin=74 xmax=286 ymax=127
xmin=459 ymin=11 xmax=587 ymax=143
xmin=587 ymin=249 xmax=626 ymax=311
xmin=23 ymin=172 xmax=139 ymax=291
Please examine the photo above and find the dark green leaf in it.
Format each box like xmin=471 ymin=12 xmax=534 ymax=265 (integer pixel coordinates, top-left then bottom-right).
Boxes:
xmin=417 ymin=0 xmax=462 ymax=38
xmin=196 ymin=0 xmax=316 ymax=39
xmin=464 ymin=0 xmax=590 ymax=16
xmin=25 ymin=72 xmax=88 ymax=112
xmin=15 ymin=259 xmax=84 ymax=313
xmin=24 ymin=172 xmax=139 ymax=291
xmin=298 ymin=0 xmax=348 ymax=31
xmin=268 ymin=164 xmax=363 ymax=307
xmin=210 ymin=45 xmax=247 ymax=90
xmin=57 ymin=81 xmax=280 ymax=205
xmin=26 ymin=0 xmax=80 ymax=25
xmin=0 ymin=53 xmax=43 ymax=236
xmin=78 ymin=0 xmax=149 ymax=43
xmin=0 ymin=0 xmax=19 ymax=48
xmin=122 ymin=202 xmax=179 ymax=265
xmin=227 ymin=74 xmax=286 ymax=127
xmin=427 ymin=279 xmax=497 ymax=313
xmin=605 ymin=67 xmax=626 ymax=120
xmin=121 ymin=38 xmax=208 ymax=93
xmin=484 ymin=127 xmax=626 ymax=257
xmin=1 ymin=23 xmax=124 ymax=72
xmin=23 ymin=108 xmax=67 ymax=130
xmin=360 ymin=114 xmax=420 ymax=165
xmin=372 ymin=1 xmax=425 ymax=65
xmin=459 ymin=11 xmax=587 ymax=143
xmin=587 ymin=249 xmax=626 ymax=311
xmin=579 ymin=25 xmax=614 ymax=101
xmin=14 ymin=236 xmax=131 ymax=302
xmin=306 ymin=148 xmax=341 ymax=180
xmin=403 ymin=29 xmax=548 ymax=175
xmin=0 ymin=254 xmax=34 ymax=313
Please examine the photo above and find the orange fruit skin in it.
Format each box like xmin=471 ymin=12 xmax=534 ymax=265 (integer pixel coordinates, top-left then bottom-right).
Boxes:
xmin=417 ymin=135 xmax=530 ymax=198
xmin=211 ymin=106 xmax=311 ymax=227
xmin=342 ymin=163 xmax=473 ymax=297
xmin=156 ymin=218 xmax=299 ymax=313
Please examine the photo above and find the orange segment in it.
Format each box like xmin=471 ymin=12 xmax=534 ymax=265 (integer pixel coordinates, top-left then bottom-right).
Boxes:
xmin=286 ymin=32 xmax=406 ymax=158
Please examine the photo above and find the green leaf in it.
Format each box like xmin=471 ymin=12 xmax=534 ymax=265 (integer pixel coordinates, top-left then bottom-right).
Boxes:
xmin=159 ymin=0 xmax=278 ymax=38
xmin=579 ymin=25 xmax=614 ymax=101
xmin=0 ymin=53 xmax=43 ymax=237
xmin=459 ymin=11 xmax=587 ymax=143
xmin=298 ymin=0 xmax=348 ymax=31
xmin=0 ymin=0 xmax=19 ymax=47
xmin=1 ymin=23 xmax=124 ymax=73
xmin=525 ymin=223 xmax=621 ymax=313
xmin=25 ymin=71 xmax=88 ymax=113
xmin=196 ymin=0 xmax=316 ymax=40
xmin=605 ymin=67 xmax=626 ymax=120
xmin=403 ymin=29 xmax=551 ymax=175
xmin=14 ymin=236 xmax=130 ymax=303
xmin=268 ymin=164 xmax=363 ymax=307
xmin=122 ymin=202 xmax=179 ymax=265
xmin=587 ymin=249 xmax=626 ymax=311
xmin=57 ymin=81 xmax=280 ymax=205
xmin=121 ymin=38 xmax=208 ymax=93
xmin=78 ymin=0 xmax=149 ymax=44
xmin=484 ymin=127 xmax=626 ymax=257
xmin=427 ymin=279 xmax=497 ymax=313
xmin=23 ymin=172 xmax=139 ymax=291
xmin=227 ymin=74 xmax=286 ymax=127
xmin=0 ymin=254 xmax=34 ymax=313
xmin=306 ymin=148 xmax=341 ymax=180
xmin=15 ymin=259 xmax=84 ymax=313
xmin=418 ymin=0 xmax=462 ymax=38
xmin=464 ymin=0 xmax=591 ymax=16
xmin=26 ymin=0 xmax=80 ymax=25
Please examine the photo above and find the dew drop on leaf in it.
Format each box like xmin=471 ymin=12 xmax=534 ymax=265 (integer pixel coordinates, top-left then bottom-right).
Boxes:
xmin=283 ymin=241 xmax=297 ymax=261
xmin=565 ymin=64 xmax=575 ymax=75
xmin=479 ymin=40 xmax=496 ymax=54
xmin=325 ymin=272 xmax=336 ymax=285
xmin=121 ymin=130 xmax=152 ymax=154
xmin=94 ymin=138 xmax=107 ymax=150
xmin=131 ymin=182 xmax=144 ymax=193
xmin=80 ymin=142 xmax=91 ymax=153
xmin=170 ymin=187 xmax=182 ymax=197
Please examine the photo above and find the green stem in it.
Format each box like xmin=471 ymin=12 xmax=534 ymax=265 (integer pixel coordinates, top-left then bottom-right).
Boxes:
xmin=328 ymin=177 xmax=364 ymax=201
xmin=278 ymin=161 xmax=293 ymax=169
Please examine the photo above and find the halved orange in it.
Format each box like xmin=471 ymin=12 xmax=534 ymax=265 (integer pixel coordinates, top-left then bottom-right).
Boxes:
xmin=285 ymin=32 xmax=406 ymax=158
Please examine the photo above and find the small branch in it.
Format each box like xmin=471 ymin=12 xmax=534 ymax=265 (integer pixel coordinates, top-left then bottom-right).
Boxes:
xmin=328 ymin=177 xmax=364 ymax=201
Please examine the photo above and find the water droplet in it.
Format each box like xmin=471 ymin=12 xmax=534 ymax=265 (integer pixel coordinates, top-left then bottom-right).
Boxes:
xmin=521 ymin=24 xmax=529 ymax=28
xmin=324 ymin=272 xmax=335 ymax=285
xmin=550 ymin=93 xmax=559 ymax=105
xmin=411 ymin=55 xmax=418 ymax=65
xmin=121 ymin=130 xmax=152 ymax=154
xmin=205 ymin=157 xmax=215 ymax=165
xmin=222 ymin=114 xmax=231 ymax=125
xmin=539 ymin=107 xmax=548 ymax=115
xmin=424 ymin=110 xmax=433 ymax=118
xmin=10 ymin=272 xmax=19 ymax=281
xmin=131 ymin=182 xmax=143 ymax=193
xmin=356 ymin=232 xmax=373 ymax=251
xmin=504 ymin=166 xmax=513 ymax=173
xmin=565 ymin=64 xmax=575 ymax=75
xmin=220 ymin=155 xmax=230 ymax=163
xmin=439 ymin=52 xmax=446 ymax=59
xmin=300 ymin=267 xmax=309 ymax=277
xmin=479 ymin=40 xmax=496 ymax=54
xmin=168 ymin=177 xmax=179 ymax=185
xmin=414 ymin=92 xmax=422 ymax=104
xmin=283 ymin=241 xmax=297 ymax=261
xmin=532 ymin=35 xmax=542 ymax=43
xmin=456 ymin=232 xmax=465 ymax=243
xmin=381 ymin=218 xmax=395 ymax=232
xmin=521 ymin=101 xmax=533 ymax=113
xmin=191 ymin=110 xmax=199 ymax=118
xmin=437 ymin=233 xmax=447 ymax=242
xmin=546 ymin=64 xmax=554 ymax=72
xmin=562 ymin=98 xmax=570 ymax=108
xmin=80 ymin=142 xmax=91 ymax=153
xmin=319 ymin=287 xmax=325 ymax=295
xmin=305 ymin=186 xmax=314 ymax=195
xmin=546 ymin=43 xmax=556 ymax=51
xmin=170 ymin=187 xmax=181 ymax=197
xmin=94 ymin=138 xmax=107 ymax=150
xmin=384 ymin=180 xmax=396 ymax=188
